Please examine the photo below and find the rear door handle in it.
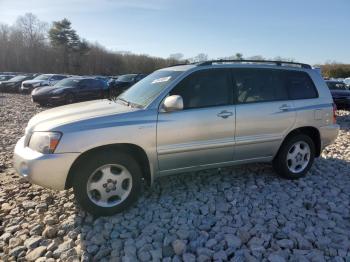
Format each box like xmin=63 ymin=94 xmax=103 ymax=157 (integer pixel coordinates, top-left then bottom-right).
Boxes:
xmin=279 ymin=104 xmax=292 ymax=112
xmin=217 ymin=110 xmax=233 ymax=119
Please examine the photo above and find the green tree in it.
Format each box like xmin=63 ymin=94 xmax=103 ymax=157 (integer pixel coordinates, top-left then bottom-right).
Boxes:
xmin=48 ymin=18 xmax=88 ymax=72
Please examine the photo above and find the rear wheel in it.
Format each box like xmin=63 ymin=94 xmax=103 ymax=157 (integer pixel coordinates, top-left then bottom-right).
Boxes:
xmin=273 ymin=134 xmax=315 ymax=179
xmin=72 ymin=151 xmax=142 ymax=216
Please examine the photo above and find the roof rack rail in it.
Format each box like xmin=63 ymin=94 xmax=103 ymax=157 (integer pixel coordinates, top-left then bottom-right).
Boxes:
xmin=198 ymin=59 xmax=312 ymax=69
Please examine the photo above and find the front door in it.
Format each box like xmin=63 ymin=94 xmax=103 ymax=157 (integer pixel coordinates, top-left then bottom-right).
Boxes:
xmin=157 ymin=68 xmax=236 ymax=172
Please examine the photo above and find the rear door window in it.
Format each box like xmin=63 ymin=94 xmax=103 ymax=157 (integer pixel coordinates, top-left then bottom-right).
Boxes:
xmin=232 ymin=68 xmax=289 ymax=104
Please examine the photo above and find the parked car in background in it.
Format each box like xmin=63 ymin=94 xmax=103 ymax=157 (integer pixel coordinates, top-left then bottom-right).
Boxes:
xmin=0 ymin=74 xmax=16 ymax=82
xmin=109 ymin=73 xmax=147 ymax=95
xmin=21 ymin=74 xmax=68 ymax=93
xmin=344 ymin=78 xmax=350 ymax=88
xmin=0 ymin=75 xmax=35 ymax=92
xmin=326 ymin=80 xmax=350 ymax=109
xmin=14 ymin=60 xmax=339 ymax=216
xmin=31 ymin=77 xmax=108 ymax=106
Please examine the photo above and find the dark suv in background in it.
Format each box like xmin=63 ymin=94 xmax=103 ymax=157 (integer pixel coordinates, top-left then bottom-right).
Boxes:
xmin=109 ymin=73 xmax=147 ymax=95
xmin=326 ymin=80 xmax=350 ymax=109
xmin=31 ymin=77 xmax=108 ymax=106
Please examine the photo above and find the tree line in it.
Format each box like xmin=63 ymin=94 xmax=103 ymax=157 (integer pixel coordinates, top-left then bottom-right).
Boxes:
xmin=0 ymin=13 xmax=349 ymax=78
xmin=0 ymin=13 xmax=182 ymax=75
xmin=319 ymin=63 xmax=350 ymax=79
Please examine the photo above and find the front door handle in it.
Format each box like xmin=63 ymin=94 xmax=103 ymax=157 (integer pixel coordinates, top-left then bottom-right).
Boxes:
xmin=279 ymin=104 xmax=292 ymax=112
xmin=217 ymin=110 xmax=233 ymax=119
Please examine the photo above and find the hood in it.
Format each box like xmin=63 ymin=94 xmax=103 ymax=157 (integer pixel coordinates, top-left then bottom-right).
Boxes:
xmin=26 ymin=99 xmax=138 ymax=132
xmin=1 ymin=80 xmax=20 ymax=84
xmin=331 ymin=90 xmax=350 ymax=97
xmin=32 ymin=86 xmax=65 ymax=95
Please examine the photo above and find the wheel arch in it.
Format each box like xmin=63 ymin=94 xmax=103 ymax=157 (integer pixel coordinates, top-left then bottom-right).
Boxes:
xmin=65 ymin=143 xmax=152 ymax=189
xmin=276 ymin=126 xmax=321 ymax=158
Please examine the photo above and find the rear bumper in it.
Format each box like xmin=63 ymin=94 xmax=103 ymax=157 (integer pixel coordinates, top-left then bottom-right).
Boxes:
xmin=13 ymin=136 xmax=79 ymax=190
xmin=319 ymin=124 xmax=340 ymax=150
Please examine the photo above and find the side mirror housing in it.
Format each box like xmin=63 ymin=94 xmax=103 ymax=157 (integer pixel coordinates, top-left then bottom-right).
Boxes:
xmin=162 ymin=95 xmax=183 ymax=112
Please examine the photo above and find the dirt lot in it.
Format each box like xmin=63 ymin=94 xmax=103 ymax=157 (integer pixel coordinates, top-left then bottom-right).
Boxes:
xmin=0 ymin=93 xmax=349 ymax=262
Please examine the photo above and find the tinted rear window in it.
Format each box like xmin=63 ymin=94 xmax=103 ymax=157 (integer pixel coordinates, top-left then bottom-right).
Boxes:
xmin=232 ymin=69 xmax=289 ymax=103
xmin=232 ymin=69 xmax=318 ymax=103
xmin=285 ymin=71 xmax=318 ymax=99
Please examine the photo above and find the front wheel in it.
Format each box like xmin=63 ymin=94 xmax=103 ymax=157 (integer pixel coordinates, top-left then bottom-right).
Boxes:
xmin=273 ymin=134 xmax=315 ymax=179
xmin=65 ymin=93 xmax=75 ymax=104
xmin=73 ymin=151 xmax=142 ymax=216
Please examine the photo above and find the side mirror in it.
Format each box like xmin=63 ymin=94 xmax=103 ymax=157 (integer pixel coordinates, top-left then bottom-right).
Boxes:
xmin=162 ymin=95 xmax=183 ymax=112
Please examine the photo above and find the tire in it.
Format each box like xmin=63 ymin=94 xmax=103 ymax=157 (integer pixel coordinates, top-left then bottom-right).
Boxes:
xmin=65 ymin=93 xmax=75 ymax=104
xmin=72 ymin=150 xmax=142 ymax=216
xmin=273 ymin=134 xmax=315 ymax=179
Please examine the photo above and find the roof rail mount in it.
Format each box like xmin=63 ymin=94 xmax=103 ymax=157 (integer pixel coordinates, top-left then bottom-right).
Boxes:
xmin=198 ymin=59 xmax=312 ymax=69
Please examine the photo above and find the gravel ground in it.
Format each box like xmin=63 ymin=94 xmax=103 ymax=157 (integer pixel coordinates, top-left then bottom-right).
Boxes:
xmin=0 ymin=93 xmax=349 ymax=262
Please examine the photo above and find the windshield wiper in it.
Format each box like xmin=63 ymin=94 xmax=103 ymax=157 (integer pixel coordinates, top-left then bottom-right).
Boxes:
xmin=116 ymin=97 xmax=130 ymax=106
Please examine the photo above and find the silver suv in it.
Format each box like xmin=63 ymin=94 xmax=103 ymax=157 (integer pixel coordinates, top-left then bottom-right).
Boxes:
xmin=14 ymin=60 xmax=339 ymax=216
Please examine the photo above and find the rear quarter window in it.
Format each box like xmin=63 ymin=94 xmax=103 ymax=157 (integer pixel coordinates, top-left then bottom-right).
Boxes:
xmin=285 ymin=71 xmax=318 ymax=100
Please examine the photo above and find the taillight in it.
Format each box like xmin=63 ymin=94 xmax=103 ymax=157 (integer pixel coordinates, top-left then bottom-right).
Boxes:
xmin=332 ymin=103 xmax=337 ymax=124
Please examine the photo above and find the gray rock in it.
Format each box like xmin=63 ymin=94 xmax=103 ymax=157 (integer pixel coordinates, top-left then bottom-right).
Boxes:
xmin=172 ymin=239 xmax=186 ymax=256
xmin=183 ymin=253 xmax=196 ymax=262
xmin=25 ymin=236 xmax=43 ymax=249
xmin=268 ymin=253 xmax=286 ymax=262
xmin=9 ymin=245 xmax=27 ymax=257
xmin=42 ymin=226 xmax=57 ymax=238
xmin=213 ymin=250 xmax=227 ymax=261
xmin=224 ymin=234 xmax=242 ymax=249
xmin=0 ymin=232 xmax=12 ymax=243
xmin=25 ymin=246 xmax=47 ymax=261
xmin=276 ymin=239 xmax=294 ymax=249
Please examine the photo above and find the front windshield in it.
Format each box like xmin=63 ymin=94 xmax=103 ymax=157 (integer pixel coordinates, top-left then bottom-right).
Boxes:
xmin=8 ymin=75 xmax=27 ymax=81
xmin=55 ymin=78 xmax=80 ymax=87
xmin=118 ymin=70 xmax=183 ymax=107
xmin=327 ymin=82 xmax=347 ymax=90
xmin=34 ymin=74 xmax=51 ymax=81
xmin=117 ymin=74 xmax=136 ymax=82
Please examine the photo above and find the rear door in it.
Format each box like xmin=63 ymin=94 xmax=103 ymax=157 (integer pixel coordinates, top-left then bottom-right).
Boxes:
xmin=157 ymin=69 xmax=236 ymax=172
xmin=233 ymin=68 xmax=296 ymax=161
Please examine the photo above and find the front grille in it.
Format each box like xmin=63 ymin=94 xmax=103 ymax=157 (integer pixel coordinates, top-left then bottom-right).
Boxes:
xmin=23 ymin=83 xmax=32 ymax=88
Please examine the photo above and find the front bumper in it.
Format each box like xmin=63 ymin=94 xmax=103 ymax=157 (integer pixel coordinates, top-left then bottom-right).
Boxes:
xmin=13 ymin=136 xmax=79 ymax=190
xmin=32 ymin=94 xmax=66 ymax=105
xmin=319 ymin=124 xmax=340 ymax=150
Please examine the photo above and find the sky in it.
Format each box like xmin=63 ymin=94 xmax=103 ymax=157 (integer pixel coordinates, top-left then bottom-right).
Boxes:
xmin=0 ymin=0 xmax=349 ymax=65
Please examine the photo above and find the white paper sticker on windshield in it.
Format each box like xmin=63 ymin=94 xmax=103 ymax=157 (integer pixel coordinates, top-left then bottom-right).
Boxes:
xmin=151 ymin=76 xmax=171 ymax=84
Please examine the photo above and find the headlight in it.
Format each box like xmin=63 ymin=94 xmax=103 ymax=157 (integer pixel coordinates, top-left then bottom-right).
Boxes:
xmin=28 ymin=132 xmax=62 ymax=154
